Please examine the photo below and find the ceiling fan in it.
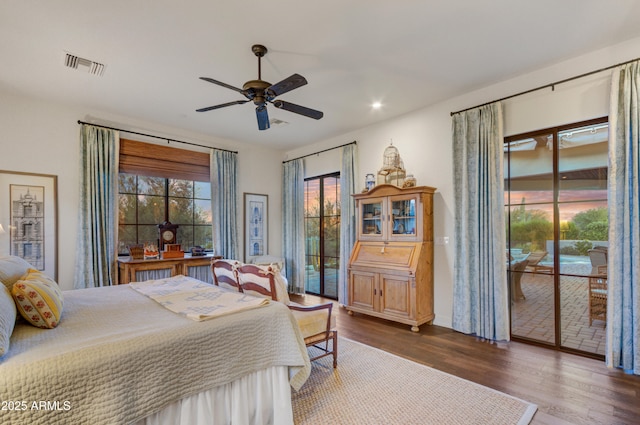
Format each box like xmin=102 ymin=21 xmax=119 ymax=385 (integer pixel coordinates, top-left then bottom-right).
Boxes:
xmin=197 ymin=44 xmax=324 ymax=130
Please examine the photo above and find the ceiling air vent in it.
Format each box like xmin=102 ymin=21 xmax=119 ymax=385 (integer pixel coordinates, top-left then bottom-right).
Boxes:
xmin=64 ymin=52 xmax=105 ymax=76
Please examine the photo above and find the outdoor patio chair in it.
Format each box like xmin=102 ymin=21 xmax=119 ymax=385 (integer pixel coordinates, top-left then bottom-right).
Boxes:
xmin=524 ymin=251 xmax=553 ymax=274
xmin=588 ymin=247 xmax=607 ymax=273
xmin=589 ymin=264 xmax=607 ymax=326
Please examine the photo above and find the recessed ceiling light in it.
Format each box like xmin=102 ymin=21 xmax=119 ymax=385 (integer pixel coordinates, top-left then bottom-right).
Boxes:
xmin=372 ymin=102 xmax=382 ymax=109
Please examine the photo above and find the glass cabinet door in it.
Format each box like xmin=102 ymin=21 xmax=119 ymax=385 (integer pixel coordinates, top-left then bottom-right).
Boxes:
xmin=389 ymin=196 xmax=417 ymax=239
xmin=359 ymin=199 xmax=384 ymax=238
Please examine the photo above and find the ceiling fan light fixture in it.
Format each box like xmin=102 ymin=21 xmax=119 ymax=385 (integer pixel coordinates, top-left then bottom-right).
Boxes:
xmin=196 ymin=44 xmax=323 ymax=130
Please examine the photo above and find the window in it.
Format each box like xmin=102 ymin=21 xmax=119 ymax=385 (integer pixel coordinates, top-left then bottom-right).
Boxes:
xmin=118 ymin=175 xmax=212 ymax=254
xmin=505 ymin=117 xmax=608 ymax=357
xmin=117 ymin=139 xmax=212 ymax=255
xmin=304 ymin=173 xmax=340 ymax=299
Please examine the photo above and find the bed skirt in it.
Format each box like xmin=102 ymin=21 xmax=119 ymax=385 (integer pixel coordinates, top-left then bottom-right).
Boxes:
xmin=134 ymin=366 xmax=294 ymax=425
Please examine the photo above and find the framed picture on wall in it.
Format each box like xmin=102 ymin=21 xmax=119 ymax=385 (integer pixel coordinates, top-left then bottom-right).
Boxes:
xmin=0 ymin=170 xmax=58 ymax=280
xmin=243 ymin=193 xmax=268 ymax=263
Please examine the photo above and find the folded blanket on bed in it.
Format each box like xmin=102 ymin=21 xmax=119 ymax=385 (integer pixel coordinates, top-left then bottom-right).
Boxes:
xmin=130 ymin=275 xmax=269 ymax=321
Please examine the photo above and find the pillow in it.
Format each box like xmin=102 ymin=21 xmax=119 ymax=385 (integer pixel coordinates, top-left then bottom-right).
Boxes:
xmin=252 ymin=256 xmax=286 ymax=278
xmin=0 ymin=255 xmax=34 ymax=291
xmin=273 ymin=273 xmax=291 ymax=305
xmin=12 ymin=268 xmax=64 ymax=329
xmin=0 ymin=285 xmax=17 ymax=357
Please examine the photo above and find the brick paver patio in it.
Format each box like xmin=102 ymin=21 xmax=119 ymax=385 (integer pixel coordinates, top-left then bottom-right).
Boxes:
xmin=512 ymin=261 xmax=606 ymax=356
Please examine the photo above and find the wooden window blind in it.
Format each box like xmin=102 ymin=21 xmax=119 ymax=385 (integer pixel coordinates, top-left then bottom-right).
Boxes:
xmin=119 ymin=139 xmax=210 ymax=181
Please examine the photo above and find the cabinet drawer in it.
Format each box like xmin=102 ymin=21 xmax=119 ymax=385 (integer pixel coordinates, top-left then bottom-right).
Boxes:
xmin=351 ymin=242 xmax=417 ymax=268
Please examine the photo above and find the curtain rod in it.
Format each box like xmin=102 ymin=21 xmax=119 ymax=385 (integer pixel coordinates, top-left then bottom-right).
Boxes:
xmin=77 ymin=120 xmax=238 ymax=154
xmin=282 ymin=141 xmax=357 ymax=164
xmin=450 ymin=56 xmax=640 ymax=116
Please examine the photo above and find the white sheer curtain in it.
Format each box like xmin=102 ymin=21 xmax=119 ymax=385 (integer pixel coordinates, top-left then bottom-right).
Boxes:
xmin=74 ymin=124 xmax=119 ymax=288
xmin=339 ymin=144 xmax=357 ymax=304
xmin=607 ymin=60 xmax=640 ymax=374
xmin=451 ymin=102 xmax=509 ymax=341
xmin=210 ymin=150 xmax=239 ymax=260
xmin=282 ymin=159 xmax=305 ymax=294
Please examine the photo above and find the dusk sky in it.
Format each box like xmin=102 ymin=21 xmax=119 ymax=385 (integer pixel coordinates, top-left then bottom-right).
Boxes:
xmin=506 ymin=189 xmax=607 ymax=221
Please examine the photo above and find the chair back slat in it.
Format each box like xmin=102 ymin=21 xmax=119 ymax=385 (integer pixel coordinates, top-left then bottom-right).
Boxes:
xmin=211 ymin=259 xmax=241 ymax=291
xmin=236 ymin=264 xmax=278 ymax=301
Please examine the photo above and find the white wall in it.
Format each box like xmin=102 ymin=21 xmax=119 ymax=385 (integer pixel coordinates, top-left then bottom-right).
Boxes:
xmin=0 ymin=91 xmax=285 ymax=290
xmin=286 ymin=36 xmax=640 ymax=328
xmin=2 ymin=35 xmax=638 ymax=314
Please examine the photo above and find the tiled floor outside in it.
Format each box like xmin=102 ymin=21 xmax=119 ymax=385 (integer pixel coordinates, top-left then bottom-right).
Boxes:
xmin=305 ymin=267 xmax=338 ymax=298
xmin=512 ymin=260 xmax=606 ymax=356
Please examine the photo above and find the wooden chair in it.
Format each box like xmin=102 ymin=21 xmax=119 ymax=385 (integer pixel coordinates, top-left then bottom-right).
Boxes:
xmin=235 ymin=263 xmax=290 ymax=303
xmin=211 ymin=259 xmax=242 ymax=292
xmin=236 ymin=263 xmax=338 ymax=368
xmin=589 ymin=264 xmax=607 ymax=326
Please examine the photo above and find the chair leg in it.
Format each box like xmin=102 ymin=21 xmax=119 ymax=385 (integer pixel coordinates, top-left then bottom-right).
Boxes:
xmin=332 ymin=330 xmax=338 ymax=368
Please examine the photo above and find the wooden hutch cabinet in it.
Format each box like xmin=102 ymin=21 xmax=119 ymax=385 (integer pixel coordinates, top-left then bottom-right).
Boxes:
xmin=347 ymin=184 xmax=436 ymax=332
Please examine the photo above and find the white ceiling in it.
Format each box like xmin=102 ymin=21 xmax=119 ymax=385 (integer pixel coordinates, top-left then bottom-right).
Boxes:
xmin=2 ymin=0 xmax=640 ymax=150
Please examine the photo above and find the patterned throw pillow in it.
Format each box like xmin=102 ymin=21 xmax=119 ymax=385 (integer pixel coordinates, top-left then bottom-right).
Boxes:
xmin=0 ymin=285 xmax=17 ymax=357
xmin=12 ymin=268 xmax=64 ymax=329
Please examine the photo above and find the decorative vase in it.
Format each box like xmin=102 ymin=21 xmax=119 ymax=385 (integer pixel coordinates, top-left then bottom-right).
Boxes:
xmin=365 ymin=173 xmax=375 ymax=191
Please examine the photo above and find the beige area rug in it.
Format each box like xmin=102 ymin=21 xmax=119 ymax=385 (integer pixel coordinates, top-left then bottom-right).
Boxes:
xmin=292 ymin=338 xmax=537 ymax=425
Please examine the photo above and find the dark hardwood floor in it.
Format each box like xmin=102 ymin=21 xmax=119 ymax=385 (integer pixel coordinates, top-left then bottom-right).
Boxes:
xmin=291 ymin=294 xmax=640 ymax=425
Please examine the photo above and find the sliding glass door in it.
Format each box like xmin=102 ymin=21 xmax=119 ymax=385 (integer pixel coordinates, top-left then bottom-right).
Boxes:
xmin=304 ymin=173 xmax=340 ymax=299
xmin=505 ymin=117 xmax=608 ymax=357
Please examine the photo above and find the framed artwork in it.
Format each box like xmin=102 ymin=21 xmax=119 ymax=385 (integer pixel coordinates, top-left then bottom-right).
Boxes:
xmin=243 ymin=193 xmax=268 ymax=263
xmin=0 ymin=170 xmax=58 ymax=280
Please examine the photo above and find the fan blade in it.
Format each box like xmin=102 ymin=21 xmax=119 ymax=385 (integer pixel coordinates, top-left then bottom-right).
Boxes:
xmin=272 ymin=100 xmax=323 ymax=120
xmin=266 ymin=74 xmax=307 ymax=98
xmin=256 ymin=105 xmax=270 ymax=130
xmin=199 ymin=77 xmax=245 ymax=94
xmin=196 ymin=100 xmax=248 ymax=112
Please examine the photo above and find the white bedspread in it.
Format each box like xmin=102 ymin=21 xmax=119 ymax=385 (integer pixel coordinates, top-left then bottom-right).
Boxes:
xmin=130 ymin=275 xmax=270 ymax=321
xmin=0 ymin=282 xmax=310 ymax=425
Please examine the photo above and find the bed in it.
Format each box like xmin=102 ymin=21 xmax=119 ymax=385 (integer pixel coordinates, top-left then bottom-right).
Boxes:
xmin=0 ymin=257 xmax=310 ymax=425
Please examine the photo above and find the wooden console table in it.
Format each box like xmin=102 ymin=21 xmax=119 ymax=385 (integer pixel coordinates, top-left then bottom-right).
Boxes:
xmin=117 ymin=254 xmax=221 ymax=284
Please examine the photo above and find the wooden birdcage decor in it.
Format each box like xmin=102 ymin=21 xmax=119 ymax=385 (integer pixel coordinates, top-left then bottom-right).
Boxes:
xmin=377 ymin=142 xmax=406 ymax=187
